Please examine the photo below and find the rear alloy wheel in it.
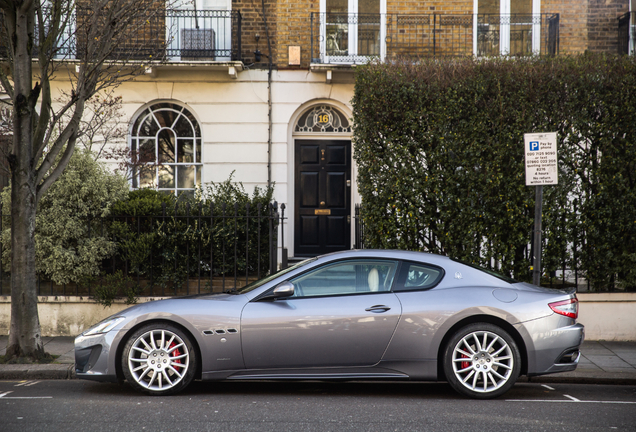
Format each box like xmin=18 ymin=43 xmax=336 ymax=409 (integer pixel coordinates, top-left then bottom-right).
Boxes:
xmin=444 ymin=323 xmax=521 ymax=399
xmin=122 ymin=324 xmax=196 ymax=395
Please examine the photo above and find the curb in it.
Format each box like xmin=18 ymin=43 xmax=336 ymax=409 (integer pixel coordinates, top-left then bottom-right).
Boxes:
xmin=520 ymin=375 xmax=636 ymax=386
xmin=0 ymin=364 xmax=75 ymax=380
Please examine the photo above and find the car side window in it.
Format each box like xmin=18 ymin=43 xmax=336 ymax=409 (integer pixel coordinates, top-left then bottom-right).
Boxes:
xmin=393 ymin=261 xmax=444 ymax=292
xmin=290 ymin=260 xmax=399 ymax=298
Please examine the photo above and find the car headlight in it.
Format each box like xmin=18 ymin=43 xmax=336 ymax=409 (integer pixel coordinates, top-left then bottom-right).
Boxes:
xmin=83 ymin=316 xmax=126 ymax=336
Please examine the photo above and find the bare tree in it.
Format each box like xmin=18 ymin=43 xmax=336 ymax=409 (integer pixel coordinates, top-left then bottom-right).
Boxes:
xmin=0 ymin=0 xmax=169 ymax=360
xmin=58 ymin=90 xmax=163 ymax=183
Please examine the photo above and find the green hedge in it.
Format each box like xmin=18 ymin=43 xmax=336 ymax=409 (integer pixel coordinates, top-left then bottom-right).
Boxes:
xmin=352 ymin=54 xmax=636 ymax=291
xmin=1 ymin=167 xmax=278 ymax=304
xmin=100 ymin=175 xmax=277 ymax=300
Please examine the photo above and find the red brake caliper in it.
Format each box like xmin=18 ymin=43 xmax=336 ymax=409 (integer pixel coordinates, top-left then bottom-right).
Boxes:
xmin=169 ymin=342 xmax=183 ymax=372
xmin=461 ymin=354 xmax=470 ymax=370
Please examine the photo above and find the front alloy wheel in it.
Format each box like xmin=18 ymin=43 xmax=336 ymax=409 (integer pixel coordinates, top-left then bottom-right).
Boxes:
xmin=444 ymin=323 xmax=521 ymax=399
xmin=122 ymin=324 xmax=196 ymax=395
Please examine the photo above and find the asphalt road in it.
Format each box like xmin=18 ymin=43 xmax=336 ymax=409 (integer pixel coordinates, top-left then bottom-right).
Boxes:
xmin=1 ymin=380 xmax=635 ymax=431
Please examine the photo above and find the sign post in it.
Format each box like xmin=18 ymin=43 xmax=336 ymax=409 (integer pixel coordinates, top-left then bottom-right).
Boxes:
xmin=524 ymin=132 xmax=558 ymax=286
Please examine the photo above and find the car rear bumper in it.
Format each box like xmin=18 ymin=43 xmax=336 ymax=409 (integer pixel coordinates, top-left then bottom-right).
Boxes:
xmin=524 ymin=320 xmax=585 ymax=376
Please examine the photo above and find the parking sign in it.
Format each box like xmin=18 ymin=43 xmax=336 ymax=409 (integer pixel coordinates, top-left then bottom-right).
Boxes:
xmin=524 ymin=132 xmax=558 ymax=186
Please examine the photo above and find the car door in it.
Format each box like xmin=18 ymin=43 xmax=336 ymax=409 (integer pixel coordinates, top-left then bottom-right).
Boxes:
xmin=240 ymin=259 xmax=402 ymax=369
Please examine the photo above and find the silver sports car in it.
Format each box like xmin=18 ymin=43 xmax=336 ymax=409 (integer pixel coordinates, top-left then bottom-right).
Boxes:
xmin=75 ymin=250 xmax=584 ymax=399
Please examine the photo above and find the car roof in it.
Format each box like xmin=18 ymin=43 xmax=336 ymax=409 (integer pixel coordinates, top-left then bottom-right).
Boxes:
xmin=315 ymin=249 xmax=452 ymax=265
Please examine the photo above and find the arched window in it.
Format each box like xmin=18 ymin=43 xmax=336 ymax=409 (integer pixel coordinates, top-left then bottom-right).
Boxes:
xmin=130 ymin=102 xmax=202 ymax=195
xmin=294 ymin=105 xmax=351 ymax=133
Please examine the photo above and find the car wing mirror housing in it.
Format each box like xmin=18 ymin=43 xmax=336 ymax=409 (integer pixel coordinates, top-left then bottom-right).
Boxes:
xmin=272 ymin=281 xmax=295 ymax=298
xmin=259 ymin=281 xmax=295 ymax=301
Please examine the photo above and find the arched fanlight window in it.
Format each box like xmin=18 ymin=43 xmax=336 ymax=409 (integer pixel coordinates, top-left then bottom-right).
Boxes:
xmin=130 ymin=102 xmax=202 ymax=195
xmin=295 ymin=105 xmax=351 ymax=133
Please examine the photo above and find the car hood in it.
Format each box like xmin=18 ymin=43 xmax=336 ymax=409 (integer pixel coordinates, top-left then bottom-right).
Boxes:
xmin=110 ymin=292 xmax=246 ymax=319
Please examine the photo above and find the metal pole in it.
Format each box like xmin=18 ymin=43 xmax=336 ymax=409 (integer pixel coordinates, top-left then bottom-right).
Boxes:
xmin=532 ymin=185 xmax=543 ymax=286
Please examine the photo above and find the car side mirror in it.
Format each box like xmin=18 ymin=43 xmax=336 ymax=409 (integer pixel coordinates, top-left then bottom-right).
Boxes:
xmin=271 ymin=281 xmax=295 ymax=299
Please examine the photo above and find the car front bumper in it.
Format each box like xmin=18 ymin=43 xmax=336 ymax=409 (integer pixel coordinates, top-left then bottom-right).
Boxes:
xmin=74 ymin=332 xmax=119 ymax=382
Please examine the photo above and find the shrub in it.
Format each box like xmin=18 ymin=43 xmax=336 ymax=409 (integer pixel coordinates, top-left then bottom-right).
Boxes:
xmin=1 ymin=149 xmax=129 ymax=284
xmin=105 ymin=173 xmax=277 ymax=296
xmin=352 ymin=54 xmax=636 ymax=290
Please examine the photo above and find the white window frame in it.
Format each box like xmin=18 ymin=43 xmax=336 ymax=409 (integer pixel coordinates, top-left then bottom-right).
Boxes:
xmin=473 ymin=0 xmax=541 ymax=56
xmin=129 ymin=102 xmax=203 ymax=196
xmin=631 ymin=0 xmax=635 ymax=55
xmin=320 ymin=0 xmax=386 ymax=64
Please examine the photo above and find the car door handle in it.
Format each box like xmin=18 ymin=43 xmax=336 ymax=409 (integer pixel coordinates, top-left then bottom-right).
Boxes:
xmin=365 ymin=305 xmax=391 ymax=313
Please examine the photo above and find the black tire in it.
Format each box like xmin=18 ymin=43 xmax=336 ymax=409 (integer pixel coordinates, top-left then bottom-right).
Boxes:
xmin=121 ymin=323 xmax=197 ymax=395
xmin=443 ymin=323 xmax=521 ymax=399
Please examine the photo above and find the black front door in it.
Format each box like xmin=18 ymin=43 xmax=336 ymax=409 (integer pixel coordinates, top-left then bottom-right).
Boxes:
xmin=294 ymin=139 xmax=351 ymax=257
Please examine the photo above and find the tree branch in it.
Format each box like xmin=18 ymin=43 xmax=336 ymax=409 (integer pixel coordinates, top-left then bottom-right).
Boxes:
xmin=36 ymin=130 xmax=76 ymax=202
xmin=0 ymin=69 xmax=14 ymax=100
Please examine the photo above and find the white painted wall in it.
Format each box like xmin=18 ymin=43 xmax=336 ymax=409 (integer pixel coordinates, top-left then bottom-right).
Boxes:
xmin=64 ymin=66 xmax=356 ymax=256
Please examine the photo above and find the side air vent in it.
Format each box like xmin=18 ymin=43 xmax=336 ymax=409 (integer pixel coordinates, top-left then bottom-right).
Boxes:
xmin=204 ymin=329 xmax=238 ymax=335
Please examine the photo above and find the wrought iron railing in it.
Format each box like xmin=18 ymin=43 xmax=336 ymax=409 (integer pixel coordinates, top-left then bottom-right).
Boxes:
xmin=353 ymin=201 xmax=627 ymax=292
xmin=618 ymin=12 xmax=635 ymax=55
xmin=354 ymin=204 xmax=365 ymax=250
xmin=310 ymin=13 xmax=560 ymax=64
xmin=0 ymin=201 xmax=284 ymax=297
xmin=0 ymin=8 xmax=242 ymax=62
xmin=165 ymin=9 xmax=241 ymax=61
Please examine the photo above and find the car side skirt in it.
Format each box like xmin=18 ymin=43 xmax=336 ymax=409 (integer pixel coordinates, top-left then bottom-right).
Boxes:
xmin=200 ymin=360 xmax=437 ymax=381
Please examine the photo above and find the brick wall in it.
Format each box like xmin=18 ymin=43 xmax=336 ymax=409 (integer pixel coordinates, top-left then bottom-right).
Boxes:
xmin=242 ymin=0 xmax=628 ymax=69
xmin=273 ymin=0 xmax=319 ymax=69
xmin=387 ymin=0 xmax=472 ymax=14
xmin=386 ymin=1 xmax=474 ymax=58
xmin=541 ymin=0 xmax=588 ymax=54
xmin=233 ymin=0 xmax=278 ymax=65
xmin=587 ymin=0 xmax=629 ymax=53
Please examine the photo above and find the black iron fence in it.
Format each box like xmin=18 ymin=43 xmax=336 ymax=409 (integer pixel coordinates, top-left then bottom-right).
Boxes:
xmin=353 ymin=204 xmax=366 ymax=250
xmin=618 ymin=12 xmax=635 ymax=55
xmin=311 ymin=13 xmax=559 ymax=63
xmin=165 ymin=9 xmax=241 ymax=60
xmin=353 ymin=202 xmax=624 ymax=293
xmin=0 ymin=201 xmax=285 ymax=298
xmin=0 ymin=8 xmax=242 ymax=61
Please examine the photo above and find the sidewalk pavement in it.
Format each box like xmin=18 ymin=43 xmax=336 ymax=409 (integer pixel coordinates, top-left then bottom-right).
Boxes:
xmin=1 ymin=336 xmax=635 ymax=384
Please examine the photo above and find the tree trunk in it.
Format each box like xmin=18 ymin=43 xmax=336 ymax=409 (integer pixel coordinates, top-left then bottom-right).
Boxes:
xmin=5 ymin=1 xmax=45 ymax=359
xmin=7 ymin=172 xmax=43 ymax=358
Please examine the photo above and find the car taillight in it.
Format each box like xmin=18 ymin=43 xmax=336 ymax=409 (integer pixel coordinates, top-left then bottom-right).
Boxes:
xmin=549 ymin=298 xmax=578 ymax=319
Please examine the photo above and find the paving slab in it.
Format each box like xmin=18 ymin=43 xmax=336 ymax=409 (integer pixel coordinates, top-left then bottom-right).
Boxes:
xmin=42 ymin=336 xmax=75 ymax=356
xmin=585 ymin=355 xmax=633 ymax=369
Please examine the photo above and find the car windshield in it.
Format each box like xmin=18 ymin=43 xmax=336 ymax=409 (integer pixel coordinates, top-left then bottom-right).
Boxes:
xmin=450 ymin=258 xmax=518 ymax=284
xmin=235 ymin=258 xmax=318 ymax=294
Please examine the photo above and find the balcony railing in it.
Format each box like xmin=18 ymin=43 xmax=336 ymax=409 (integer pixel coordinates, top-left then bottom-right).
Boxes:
xmin=0 ymin=8 xmax=242 ymax=62
xmin=618 ymin=12 xmax=635 ymax=55
xmin=310 ymin=13 xmax=560 ymax=64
